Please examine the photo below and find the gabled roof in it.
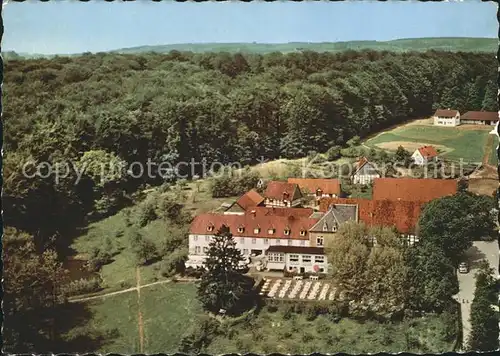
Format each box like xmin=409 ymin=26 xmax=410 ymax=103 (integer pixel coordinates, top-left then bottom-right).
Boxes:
xmin=461 ymin=111 xmax=499 ymax=121
xmin=249 ymin=206 xmax=314 ymax=218
xmin=434 ymin=109 xmax=459 ymax=118
xmin=190 ymin=213 xmax=318 ymax=240
xmin=309 ymin=204 xmax=358 ymax=232
xmin=319 ymin=198 xmax=422 ymax=234
xmin=287 ymin=178 xmax=341 ymax=196
xmin=352 ymin=157 xmax=380 ymax=176
xmin=264 ymin=181 xmax=303 ymax=201
xmin=417 ymin=145 xmax=438 ymax=159
xmin=236 ymin=189 xmax=264 ymax=210
xmin=372 ymin=178 xmax=457 ymax=203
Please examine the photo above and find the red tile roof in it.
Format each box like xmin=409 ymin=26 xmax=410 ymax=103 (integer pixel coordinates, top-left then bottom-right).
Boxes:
xmin=417 ymin=145 xmax=438 ymax=159
xmin=190 ymin=213 xmax=318 ymax=240
xmin=354 ymin=157 xmax=369 ymax=171
xmin=287 ymin=178 xmax=341 ymax=196
xmin=264 ymin=181 xmax=302 ymax=201
xmin=236 ymin=189 xmax=264 ymax=210
xmin=319 ymin=197 xmax=422 ymax=234
xmin=461 ymin=111 xmax=499 ymax=121
xmin=434 ymin=109 xmax=459 ymax=118
xmin=372 ymin=178 xmax=457 ymax=203
xmin=249 ymin=206 xmax=314 ymax=218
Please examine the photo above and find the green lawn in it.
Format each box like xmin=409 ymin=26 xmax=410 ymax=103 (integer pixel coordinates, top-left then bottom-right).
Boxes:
xmin=142 ymin=283 xmax=203 ymax=353
xmin=63 ymin=292 xmax=141 ymax=354
xmin=489 ymin=135 xmax=499 ymax=165
xmin=365 ymin=125 xmax=490 ymax=163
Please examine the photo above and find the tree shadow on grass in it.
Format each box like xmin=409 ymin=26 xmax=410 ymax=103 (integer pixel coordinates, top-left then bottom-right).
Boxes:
xmin=2 ymin=301 xmax=118 ymax=354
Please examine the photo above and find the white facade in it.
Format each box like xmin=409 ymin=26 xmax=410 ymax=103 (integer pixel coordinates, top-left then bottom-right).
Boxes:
xmin=411 ymin=150 xmax=437 ymax=166
xmin=186 ymin=233 xmax=310 ymax=268
xmin=433 ymin=114 xmax=460 ymax=126
xmin=352 ymin=173 xmax=380 ymax=185
xmin=267 ymin=252 xmax=328 ymax=273
xmin=264 ymin=198 xmax=302 ymax=208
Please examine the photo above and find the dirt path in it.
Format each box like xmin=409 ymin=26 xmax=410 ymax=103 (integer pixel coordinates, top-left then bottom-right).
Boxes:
xmin=136 ymin=267 xmax=145 ymax=354
xmin=68 ymin=278 xmax=175 ymax=303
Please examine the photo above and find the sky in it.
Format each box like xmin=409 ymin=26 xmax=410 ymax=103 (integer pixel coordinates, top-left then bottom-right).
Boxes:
xmin=2 ymin=0 xmax=498 ymax=55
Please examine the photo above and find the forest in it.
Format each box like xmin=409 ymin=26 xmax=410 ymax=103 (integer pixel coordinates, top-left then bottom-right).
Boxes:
xmin=2 ymin=49 xmax=497 ymax=252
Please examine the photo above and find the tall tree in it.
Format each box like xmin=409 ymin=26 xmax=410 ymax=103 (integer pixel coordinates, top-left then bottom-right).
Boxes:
xmin=467 ymin=263 xmax=499 ymax=351
xmin=418 ymin=192 xmax=496 ymax=264
xmin=197 ymin=225 xmax=255 ymax=315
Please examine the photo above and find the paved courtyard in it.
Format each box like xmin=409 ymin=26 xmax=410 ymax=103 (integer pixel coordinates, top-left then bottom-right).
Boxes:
xmin=455 ymin=240 xmax=498 ymax=347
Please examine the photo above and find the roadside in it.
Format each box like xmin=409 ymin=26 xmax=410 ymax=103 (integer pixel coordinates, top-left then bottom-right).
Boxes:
xmin=455 ymin=241 xmax=498 ymax=348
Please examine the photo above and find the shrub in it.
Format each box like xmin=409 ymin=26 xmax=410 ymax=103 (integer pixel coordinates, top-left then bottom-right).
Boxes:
xmin=63 ymin=277 xmax=102 ymax=296
xmin=326 ymin=145 xmax=342 ymax=161
xmin=160 ymin=248 xmax=188 ymax=277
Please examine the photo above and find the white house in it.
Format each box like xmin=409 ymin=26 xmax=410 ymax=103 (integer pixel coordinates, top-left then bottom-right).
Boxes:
xmin=351 ymin=157 xmax=381 ymax=185
xmin=433 ymin=109 xmax=460 ymax=126
xmin=411 ymin=145 xmax=439 ymax=166
xmin=266 ymin=246 xmax=328 ymax=274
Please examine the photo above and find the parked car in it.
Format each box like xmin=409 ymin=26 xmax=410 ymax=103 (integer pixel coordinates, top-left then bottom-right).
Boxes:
xmin=459 ymin=262 xmax=469 ymax=274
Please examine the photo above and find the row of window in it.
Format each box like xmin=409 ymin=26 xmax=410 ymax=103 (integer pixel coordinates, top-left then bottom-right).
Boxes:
xmin=192 ymin=235 xmax=307 ymax=246
xmin=289 ymin=254 xmax=325 ymax=264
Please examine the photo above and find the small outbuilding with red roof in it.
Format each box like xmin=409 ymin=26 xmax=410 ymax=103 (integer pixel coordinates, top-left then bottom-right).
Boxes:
xmin=411 ymin=145 xmax=439 ymax=166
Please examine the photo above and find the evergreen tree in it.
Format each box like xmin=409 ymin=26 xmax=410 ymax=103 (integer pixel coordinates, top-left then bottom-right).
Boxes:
xmin=481 ymin=80 xmax=498 ymax=112
xmin=197 ymin=225 xmax=255 ymax=315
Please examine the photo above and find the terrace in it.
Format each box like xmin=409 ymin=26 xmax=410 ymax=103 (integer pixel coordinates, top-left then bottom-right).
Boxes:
xmin=259 ymin=277 xmax=348 ymax=302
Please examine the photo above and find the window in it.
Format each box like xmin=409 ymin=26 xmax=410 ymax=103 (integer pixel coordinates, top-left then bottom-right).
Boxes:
xmin=289 ymin=254 xmax=299 ymax=264
xmin=203 ymin=247 xmax=209 ymax=253
xmin=300 ymin=230 xmax=306 ymax=236
xmin=207 ymin=225 xmax=214 ymax=232
xmin=302 ymin=255 xmax=311 ymax=263
xmin=195 ymin=246 xmax=201 ymax=254
xmin=268 ymin=253 xmax=284 ymax=263
xmin=264 ymin=238 xmax=269 ymax=245
xmin=252 ymin=238 xmax=256 ymax=244
xmin=205 ymin=236 xmax=210 ymax=242
xmin=276 ymin=239 xmax=281 ymax=245
xmin=254 ymin=227 xmax=260 ymax=234
xmin=315 ymin=255 xmax=325 ymax=263
xmin=316 ymin=236 xmax=324 ymax=246
xmin=284 ymin=229 xmax=290 ymax=236
xmin=243 ymin=249 xmax=249 ymax=255
xmin=238 ymin=227 xmax=245 ymax=233
xmin=240 ymin=237 xmax=245 ymax=244
xmin=300 ymin=240 xmax=305 ymax=246
xmin=287 ymin=239 xmax=293 ymax=246
xmin=192 ymin=235 xmax=198 ymax=241
xmin=332 ymin=225 xmax=337 ymax=232
xmin=323 ymin=224 xmax=328 ymax=231
xmin=268 ymin=228 xmax=275 ymax=234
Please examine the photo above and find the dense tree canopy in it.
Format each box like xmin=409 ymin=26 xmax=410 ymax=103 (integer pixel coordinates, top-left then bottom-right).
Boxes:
xmin=2 ymin=50 xmax=496 ymax=250
xmin=417 ymin=192 xmax=496 ymax=264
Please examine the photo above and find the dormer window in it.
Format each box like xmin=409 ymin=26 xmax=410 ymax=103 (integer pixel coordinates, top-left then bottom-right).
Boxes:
xmin=316 ymin=188 xmax=322 ymax=197
xmin=238 ymin=226 xmax=245 ymax=233
xmin=207 ymin=224 xmax=214 ymax=232
xmin=300 ymin=230 xmax=306 ymax=236
xmin=284 ymin=229 xmax=291 ymax=236
xmin=268 ymin=228 xmax=275 ymax=234
xmin=254 ymin=227 xmax=260 ymax=234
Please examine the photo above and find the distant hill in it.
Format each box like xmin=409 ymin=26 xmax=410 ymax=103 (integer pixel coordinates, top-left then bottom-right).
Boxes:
xmin=110 ymin=37 xmax=498 ymax=54
xmin=3 ymin=37 xmax=497 ymax=59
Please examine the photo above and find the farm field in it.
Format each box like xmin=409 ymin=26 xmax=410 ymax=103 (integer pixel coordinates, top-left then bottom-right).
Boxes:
xmin=365 ymin=125 xmax=491 ymax=163
xmin=68 ymin=282 xmax=456 ymax=354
